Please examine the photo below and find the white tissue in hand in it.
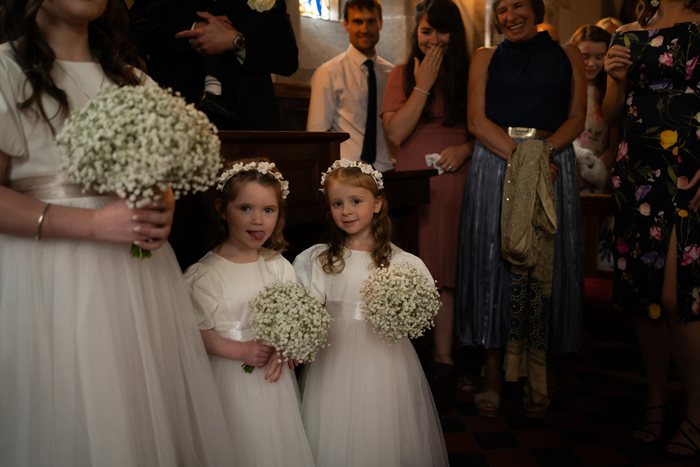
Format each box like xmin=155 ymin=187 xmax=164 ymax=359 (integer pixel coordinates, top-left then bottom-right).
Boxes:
xmin=425 ymin=153 xmax=444 ymax=175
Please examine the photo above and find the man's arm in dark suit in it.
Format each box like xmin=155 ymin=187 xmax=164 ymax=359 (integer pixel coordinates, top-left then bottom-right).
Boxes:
xmin=129 ymin=0 xmax=200 ymax=55
xmin=238 ymin=0 xmax=298 ymax=77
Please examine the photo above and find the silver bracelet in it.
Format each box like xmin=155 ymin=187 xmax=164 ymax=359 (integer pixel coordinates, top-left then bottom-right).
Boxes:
xmin=413 ymin=86 xmax=430 ymax=96
xmin=35 ymin=203 xmax=51 ymax=241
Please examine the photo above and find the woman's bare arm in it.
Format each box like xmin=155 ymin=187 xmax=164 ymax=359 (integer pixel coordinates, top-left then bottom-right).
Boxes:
xmin=602 ymin=44 xmax=632 ymax=125
xmin=0 ymin=149 xmax=173 ymax=249
xmin=466 ymin=47 xmax=516 ymax=159
xmin=383 ymin=46 xmax=444 ymax=146
xmin=545 ymin=44 xmax=587 ymax=152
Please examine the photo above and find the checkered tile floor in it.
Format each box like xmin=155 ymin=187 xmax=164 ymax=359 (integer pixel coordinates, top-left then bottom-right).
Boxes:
xmin=427 ymin=317 xmax=699 ymax=466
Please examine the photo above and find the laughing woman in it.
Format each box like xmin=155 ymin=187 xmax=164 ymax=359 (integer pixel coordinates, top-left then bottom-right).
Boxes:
xmin=454 ymin=0 xmax=585 ymax=418
xmin=381 ymin=0 xmax=473 ymax=387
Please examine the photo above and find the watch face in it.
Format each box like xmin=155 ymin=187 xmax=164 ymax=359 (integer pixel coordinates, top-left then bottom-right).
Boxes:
xmin=235 ymin=33 xmax=245 ymax=49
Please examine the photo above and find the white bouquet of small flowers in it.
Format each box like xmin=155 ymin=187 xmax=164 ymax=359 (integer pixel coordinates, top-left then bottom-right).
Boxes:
xmin=57 ymin=85 xmax=222 ymax=258
xmin=243 ymin=281 xmax=332 ymax=373
xmin=361 ymin=262 xmax=441 ymax=345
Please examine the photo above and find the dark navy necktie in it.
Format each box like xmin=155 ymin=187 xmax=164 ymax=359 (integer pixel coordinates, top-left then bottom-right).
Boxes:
xmin=360 ymin=59 xmax=377 ymax=164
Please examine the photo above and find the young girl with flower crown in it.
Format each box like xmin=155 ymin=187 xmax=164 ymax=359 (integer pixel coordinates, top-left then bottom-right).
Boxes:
xmin=184 ymin=159 xmax=314 ymax=467
xmin=293 ymin=160 xmax=448 ymax=467
xmin=569 ymin=24 xmax=617 ymax=193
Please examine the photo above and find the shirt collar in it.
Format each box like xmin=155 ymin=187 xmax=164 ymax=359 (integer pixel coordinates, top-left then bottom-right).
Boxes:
xmin=347 ymin=44 xmax=377 ymax=67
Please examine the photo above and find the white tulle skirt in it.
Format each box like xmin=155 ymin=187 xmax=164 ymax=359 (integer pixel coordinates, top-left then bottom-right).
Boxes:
xmin=209 ymin=356 xmax=314 ymax=466
xmin=299 ymin=317 xmax=448 ymax=467
xmin=0 ymin=196 xmax=235 ymax=467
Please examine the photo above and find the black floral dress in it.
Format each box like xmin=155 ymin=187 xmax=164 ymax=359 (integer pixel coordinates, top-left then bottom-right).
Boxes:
xmin=612 ymin=23 xmax=700 ymax=321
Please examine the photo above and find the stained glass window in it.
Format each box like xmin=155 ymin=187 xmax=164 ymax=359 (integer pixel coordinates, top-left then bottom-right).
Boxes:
xmin=300 ymin=0 xmax=328 ymax=19
xmin=300 ymin=0 xmax=339 ymax=21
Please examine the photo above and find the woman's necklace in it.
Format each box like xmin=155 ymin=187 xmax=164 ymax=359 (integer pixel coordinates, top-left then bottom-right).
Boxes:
xmin=54 ymin=61 xmax=105 ymax=101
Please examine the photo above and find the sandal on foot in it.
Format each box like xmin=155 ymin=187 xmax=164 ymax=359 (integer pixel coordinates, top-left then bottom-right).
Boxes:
xmin=633 ymin=404 xmax=672 ymax=444
xmin=664 ymin=416 xmax=700 ymax=461
xmin=474 ymin=391 xmax=500 ymax=417
xmin=523 ymin=393 xmax=550 ymax=419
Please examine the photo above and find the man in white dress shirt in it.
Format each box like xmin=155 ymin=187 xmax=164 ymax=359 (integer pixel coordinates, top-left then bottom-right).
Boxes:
xmin=306 ymin=0 xmax=395 ymax=172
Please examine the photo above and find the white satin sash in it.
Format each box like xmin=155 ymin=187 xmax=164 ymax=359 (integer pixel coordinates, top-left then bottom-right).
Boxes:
xmin=9 ymin=174 xmax=106 ymax=199
xmin=326 ymin=301 xmax=366 ymax=321
xmin=216 ymin=320 xmax=256 ymax=342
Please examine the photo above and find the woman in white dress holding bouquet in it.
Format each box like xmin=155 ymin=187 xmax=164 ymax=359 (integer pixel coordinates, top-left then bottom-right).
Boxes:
xmin=0 ymin=0 xmax=234 ymax=465
xmin=293 ymin=160 xmax=448 ymax=467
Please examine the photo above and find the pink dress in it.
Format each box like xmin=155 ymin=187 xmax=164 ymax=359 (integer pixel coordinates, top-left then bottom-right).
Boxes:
xmin=380 ymin=64 xmax=470 ymax=288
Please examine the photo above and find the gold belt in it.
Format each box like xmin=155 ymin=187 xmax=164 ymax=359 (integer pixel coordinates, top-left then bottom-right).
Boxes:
xmin=501 ymin=127 xmax=553 ymax=139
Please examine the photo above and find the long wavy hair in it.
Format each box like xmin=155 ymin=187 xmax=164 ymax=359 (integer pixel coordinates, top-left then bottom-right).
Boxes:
xmin=0 ymin=0 xmax=143 ymax=133
xmin=210 ymin=158 xmax=287 ymax=258
xmin=403 ymin=0 xmax=469 ymax=127
xmin=637 ymin=0 xmax=700 ymax=26
xmin=320 ymin=168 xmax=392 ymax=273
xmin=569 ymin=25 xmax=611 ymax=106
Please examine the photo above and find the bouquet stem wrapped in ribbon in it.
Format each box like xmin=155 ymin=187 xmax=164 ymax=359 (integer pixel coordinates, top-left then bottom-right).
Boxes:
xmin=243 ymin=281 xmax=332 ymax=373
xmin=361 ymin=262 xmax=441 ymax=344
xmin=57 ymin=85 xmax=223 ymax=258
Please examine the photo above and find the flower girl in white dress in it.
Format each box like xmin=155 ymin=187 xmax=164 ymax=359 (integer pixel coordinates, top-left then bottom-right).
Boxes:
xmin=0 ymin=0 xmax=234 ymax=465
xmin=293 ymin=160 xmax=449 ymax=467
xmin=184 ymin=159 xmax=315 ymax=467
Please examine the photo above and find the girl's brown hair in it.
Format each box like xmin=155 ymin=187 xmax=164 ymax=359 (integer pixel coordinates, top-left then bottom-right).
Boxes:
xmin=1 ymin=0 xmax=144 ymax=134
xmin=320 ymin=167 xmax=392 ymax=273
xmin=568 ymin=25 xmax=612 ymax=106
xmin=211 ymin=158 xmax=287 ymax=258
xmin=637 ymin=0 xmax=700 ymax=27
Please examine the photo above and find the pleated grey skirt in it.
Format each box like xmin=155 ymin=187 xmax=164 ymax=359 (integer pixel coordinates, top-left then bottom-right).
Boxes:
xmin=455 ymin=141 xmax=584 ymax=352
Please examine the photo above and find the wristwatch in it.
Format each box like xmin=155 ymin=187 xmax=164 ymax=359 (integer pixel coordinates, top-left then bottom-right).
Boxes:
xmin=232 ymin=31 xmax=246 ymax=51
xmin=543 ymin=140 xmax=557 ymax=159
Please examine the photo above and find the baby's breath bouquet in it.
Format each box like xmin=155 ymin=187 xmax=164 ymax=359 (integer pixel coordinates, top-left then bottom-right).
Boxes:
xmin=243 ymin=281 xmax=332 ymax=373
xmin=57 ymin=85 xmax=222 ymax=258
xmin=361 ymin=262 xmax=441 ymax=344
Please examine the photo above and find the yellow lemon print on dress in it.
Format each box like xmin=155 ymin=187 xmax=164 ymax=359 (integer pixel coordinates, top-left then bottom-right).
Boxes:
xmin=649 ymin=303 xmax=661 ymax=319
xmin=659 ymin=130 xmax=678 ymax=150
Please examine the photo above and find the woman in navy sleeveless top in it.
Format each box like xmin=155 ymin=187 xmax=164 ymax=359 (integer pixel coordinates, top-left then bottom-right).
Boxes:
xmin=454 ymin=0 xmax=586 ymax=418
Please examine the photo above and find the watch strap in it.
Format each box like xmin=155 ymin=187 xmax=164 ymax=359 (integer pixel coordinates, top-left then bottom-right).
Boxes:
xmin=543 ymin=141 xmax=556 ymax=158
xmin=232 ymin=31 xmax=245 ymax=51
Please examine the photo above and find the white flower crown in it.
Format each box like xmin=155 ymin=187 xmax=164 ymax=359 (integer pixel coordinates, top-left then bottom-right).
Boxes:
xmin=320 ymin=159 xmax=384 ymax=191
xmin=217 ymin=161 xmax=290 ymax=199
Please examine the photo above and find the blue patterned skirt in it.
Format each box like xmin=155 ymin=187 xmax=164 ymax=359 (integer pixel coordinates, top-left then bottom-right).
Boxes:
xmin=455 ymin=140 xmax=584 ymax=352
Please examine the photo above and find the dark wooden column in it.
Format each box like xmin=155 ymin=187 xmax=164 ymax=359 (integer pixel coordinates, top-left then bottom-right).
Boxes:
xmin=382 ymin=169 xmax=435 ymax=257
xmin=580 ymin=194 xmax=613 ymax=281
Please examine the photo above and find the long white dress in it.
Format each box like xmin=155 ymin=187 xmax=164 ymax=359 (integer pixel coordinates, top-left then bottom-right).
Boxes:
xmin=0 ymin=45 xmax=235 ymax=466
xmin=293 ymin=244 xmax=449 ymax=467
xmin=184 ymin=250 xmax=315 ymax=467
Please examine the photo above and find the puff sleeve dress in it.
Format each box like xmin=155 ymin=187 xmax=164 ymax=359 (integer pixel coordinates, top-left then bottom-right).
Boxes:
xmin=293 ymin=244 xmax=448 ymax=467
